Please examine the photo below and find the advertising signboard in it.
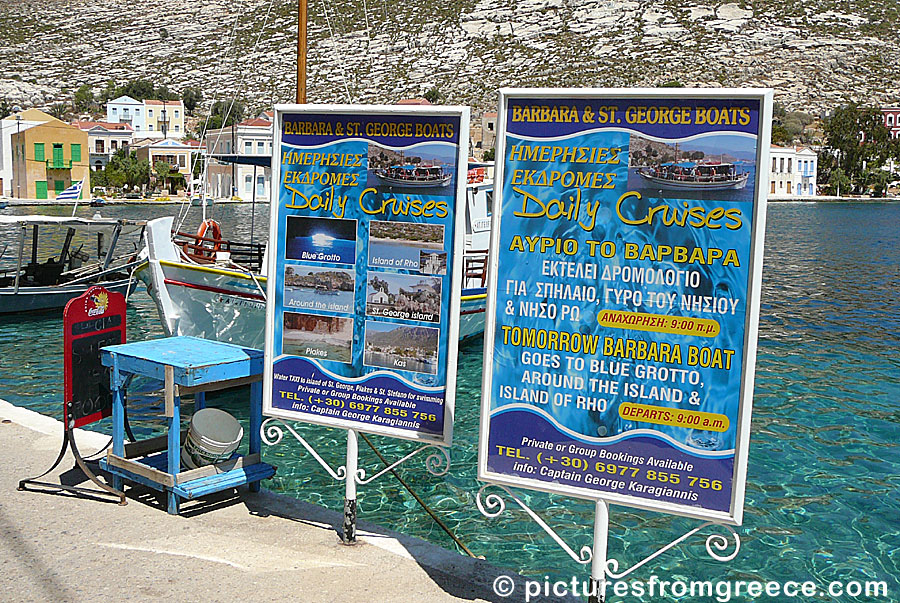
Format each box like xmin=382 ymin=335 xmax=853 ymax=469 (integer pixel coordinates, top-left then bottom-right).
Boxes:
xmin=63 ymin=285 xmax=127 ymax=429
xmin=479 ymin=89 xmax=771 ymax=524
xmin=264 ymin=105 xmax=470 ymax=446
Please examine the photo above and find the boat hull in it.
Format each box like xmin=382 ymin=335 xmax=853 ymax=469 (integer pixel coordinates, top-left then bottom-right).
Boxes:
xmin=637 ymin=171 xmax=749 ymax=191
xmin=140 ymin=260 xmax=487 ymax=347
xmin=0 ymin=278 xmax=134 ymax=314
xmin=138 ymin=260 xmax=268 ymax=349
xmin=375 ymin=174 xmax=452 ymax=188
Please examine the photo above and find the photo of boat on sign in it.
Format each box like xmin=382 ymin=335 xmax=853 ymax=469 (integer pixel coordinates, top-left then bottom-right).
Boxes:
xmin=627 ymin=133 xmax=758 ymax=202
xmin=367 ymin=142 xmax=456 ymax=193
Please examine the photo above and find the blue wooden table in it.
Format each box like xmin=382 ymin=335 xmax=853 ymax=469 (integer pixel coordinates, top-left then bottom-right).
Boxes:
xmin=99 ymin=336 xmax=275 ymax=514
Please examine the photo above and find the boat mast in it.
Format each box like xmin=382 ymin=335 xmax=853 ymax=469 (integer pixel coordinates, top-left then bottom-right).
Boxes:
xmin=297 ymin=0 xmax=307 ymax=103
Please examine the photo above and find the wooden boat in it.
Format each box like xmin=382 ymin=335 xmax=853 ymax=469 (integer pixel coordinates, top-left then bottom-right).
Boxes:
xmin=0 ymin=215 xmax=144 ymax=313
xmin=637 ymin=161 xmax=749 ymax=191
xmin=376 ymin=165 xmax=452 ymax=187
xmin=136 ymin=173 xmax=493 ymax=348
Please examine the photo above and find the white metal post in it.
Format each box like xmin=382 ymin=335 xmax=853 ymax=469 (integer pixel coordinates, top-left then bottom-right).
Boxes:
xmin=589 ymin=499 xmax=610 ymax=603
xmin=342 ymin=428 xmax=359 ymax=544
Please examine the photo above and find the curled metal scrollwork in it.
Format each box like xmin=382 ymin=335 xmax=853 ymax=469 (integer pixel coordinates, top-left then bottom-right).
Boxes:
xmin=261 ymin=418 xmax=286 ymax=446
xmin=606 ymin=521 xmax=742 ymax=579
xmin=705 ymin=524 xmax=741 ymax=562
xmin=424 ymin=445 xmax=451 ymax=477
xmin=476 ymin=484 xmax=592 ymax=565
xmin=259 ymin=417 xmax=347 ymax=482
xmin=356 ymin=444 xmax=449 ymax=485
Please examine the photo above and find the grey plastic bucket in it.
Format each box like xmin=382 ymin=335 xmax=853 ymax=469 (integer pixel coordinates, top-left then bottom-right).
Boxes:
xmin=181 ymin=408 xmax=244 ymax=469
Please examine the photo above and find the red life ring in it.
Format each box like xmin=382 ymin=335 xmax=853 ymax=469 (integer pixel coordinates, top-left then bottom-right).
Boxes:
xmin=184 ymin=219 xmax=223 ymax=258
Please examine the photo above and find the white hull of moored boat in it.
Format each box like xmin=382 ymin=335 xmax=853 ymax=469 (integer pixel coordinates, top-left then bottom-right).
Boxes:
xmin=140 ymin=215 xmax=489 ymax=349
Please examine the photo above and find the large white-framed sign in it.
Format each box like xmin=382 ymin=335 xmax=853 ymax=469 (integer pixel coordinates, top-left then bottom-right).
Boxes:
xmin=264 ymin=105 xmax=470 ymax=446
xmin=478 ymin=88 xmax=772 ymax=524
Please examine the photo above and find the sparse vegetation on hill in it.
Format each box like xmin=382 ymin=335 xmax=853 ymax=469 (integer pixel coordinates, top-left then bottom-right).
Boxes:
xmin=0 ymin=0 xmax=898 ymax=114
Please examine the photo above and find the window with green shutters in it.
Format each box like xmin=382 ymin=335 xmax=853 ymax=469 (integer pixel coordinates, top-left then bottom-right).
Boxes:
xmin=71 ymin=143 xmax=81 ymax=163
xmin=54 ymin=180 xmax=65 ymax=195
xmin=35 ymin=181 xmax=47 ymax=199
xmin=52 ymin=144 xmax=64 ymax=168
xmin=34 ymin=143 xmax=45 ymax=162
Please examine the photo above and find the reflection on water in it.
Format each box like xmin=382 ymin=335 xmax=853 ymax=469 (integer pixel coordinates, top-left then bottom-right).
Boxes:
xmin=2 ymin=202 xmax=899 ymax=600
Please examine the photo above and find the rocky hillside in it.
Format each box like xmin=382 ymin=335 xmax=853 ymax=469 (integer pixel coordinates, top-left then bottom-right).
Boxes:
xmin=0 ymin=0 xmax=897 ymax=115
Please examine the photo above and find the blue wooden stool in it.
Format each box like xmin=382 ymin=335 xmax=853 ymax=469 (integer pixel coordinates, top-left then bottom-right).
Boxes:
xmin=99 ymin=336 xmax=275 ymax=514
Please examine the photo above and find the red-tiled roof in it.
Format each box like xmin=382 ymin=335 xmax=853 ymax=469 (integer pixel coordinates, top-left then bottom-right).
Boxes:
xmin=483 ymin=112 xmax=498 ymax=118
xmin=397 ymin=98 xmax=432 ymax=105
xmin=72 ymin=120 xmax=134 ymax=131
xmin=144 ymin=100 xmax=184 ymax=106
xmin=238 ymin=117 xmax=272 ymax=127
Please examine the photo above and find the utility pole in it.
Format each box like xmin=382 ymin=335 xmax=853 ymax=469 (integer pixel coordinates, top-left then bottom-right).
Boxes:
xmin=231 ymin=120 xmax=236 ymax=197
xmin=161 ymin=107 xmax=168 ymax=139
xmin=15 ymin=113 xmax=22 ymax=199
xmin=297 ymin=0 xmax=307 ymax=103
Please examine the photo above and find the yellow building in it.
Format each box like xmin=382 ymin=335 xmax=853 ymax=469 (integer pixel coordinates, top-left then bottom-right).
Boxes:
xmin=11 ymin=111 xmax=90 ymax=199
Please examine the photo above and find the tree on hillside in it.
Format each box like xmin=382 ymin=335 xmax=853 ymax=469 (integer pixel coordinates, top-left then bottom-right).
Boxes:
xmin=154 ymin=85 xmax=176 ymax=101
xmin=820 ymin=103 xmax=892 ymax=194
xmin=771 ymin=101 xmax=815 ymax=145
xmin=100 ymin=80 xmax=118 ymax=103
xmin=118 ymin=79 xmax=155 ymax=101
xmin=205 ymin=99 xmax=246 ymax=130
xmin=49 ymin=103 xmax=68 ymax=120
xmin=182 ymin=87 xmax=202 ymax=115
xmin=0 ymin=98 xmax=14 ymax=119
xmin=74 ymin=84 xmax=95 ymax=113
xmin=423 ymin=87 xmax=442 ymax=104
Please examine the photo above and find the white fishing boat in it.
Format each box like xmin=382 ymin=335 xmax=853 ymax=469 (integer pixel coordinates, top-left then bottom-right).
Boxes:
xmin=136 ymin=171 xmax=493 ymax=348
xmin=637 ymin=161 xmax=749 ymax=191
xmin=0 ymin=215 xmax=144 ymax=314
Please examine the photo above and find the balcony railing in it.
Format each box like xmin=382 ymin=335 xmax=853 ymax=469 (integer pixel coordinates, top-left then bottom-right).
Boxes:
xmin=45 ymin=159 xmax=73 ymax=169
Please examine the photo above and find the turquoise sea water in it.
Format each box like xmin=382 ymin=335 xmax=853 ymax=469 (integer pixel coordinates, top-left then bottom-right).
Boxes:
xmin=1 ymin=202 xmax=898 ymax=601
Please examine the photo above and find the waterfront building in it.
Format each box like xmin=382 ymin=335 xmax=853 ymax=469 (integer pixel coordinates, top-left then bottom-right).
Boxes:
xmin=132 ymin=138 xmax=194 ymax=193
xmin=881 ymin=107 xmax=900 ymax=139
xmin=106 ymin=95 xmax=146 ymax=134
xmin=9 ymin=114 xmax=90 ymax=199
xmin=0 ymin=108 xmax=52 ymax=197
xmin=106 ymin=97 xmax=185 ymax=139
xmin=203 ymin=117 xmax=273 ymax=201
xmin=71 ymin=121 xmax=135 ymax=171
xmin=768 ymin=145 xmax=818 ymax=197
xmin=144 ymin=100 xmax=185 ymax=139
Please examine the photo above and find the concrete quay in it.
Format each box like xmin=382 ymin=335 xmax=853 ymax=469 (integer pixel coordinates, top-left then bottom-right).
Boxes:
xmin=0 ymin=400 xmax=567 ymax=602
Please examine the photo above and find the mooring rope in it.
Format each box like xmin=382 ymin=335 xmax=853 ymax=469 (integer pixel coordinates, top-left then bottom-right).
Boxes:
xmin=359 ymin=432 xmax=480 ymax=559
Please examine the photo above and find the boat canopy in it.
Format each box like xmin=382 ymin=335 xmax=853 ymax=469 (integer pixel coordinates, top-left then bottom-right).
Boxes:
xmin=0 ymin=216 xmax=132 ymax=227
xmin=207 ymin=154 xmax=272 ymax=167
xmin=675 ymin=162 xmax=697 ymax=168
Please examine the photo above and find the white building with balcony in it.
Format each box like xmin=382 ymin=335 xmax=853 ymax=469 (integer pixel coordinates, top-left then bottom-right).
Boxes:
xmin=106 ymin=96 xmax=146 ymax=134
xmin=202 ymin=116 xmax=273 ymax=201
xmin=106 ymin=97 xmax=185 ymax=140
xmin=72 ymin=121 xmax=134 ymax=171
xmin=144 ymin=100 xmax=185 ymax=139
xmin=768 ymin=145 xmax=818 ymax=197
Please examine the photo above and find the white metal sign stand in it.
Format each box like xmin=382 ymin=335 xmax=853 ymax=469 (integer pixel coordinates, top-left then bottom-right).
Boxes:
xmin=477 ymin=88 xmax=771 ymax=600
xmin=263 ymin=419 xmax=450 ymax=542
xmin=477 ymin=486 xmax=739 ymax=601
xmin=261 ymin=105 xmax=469 ymax=543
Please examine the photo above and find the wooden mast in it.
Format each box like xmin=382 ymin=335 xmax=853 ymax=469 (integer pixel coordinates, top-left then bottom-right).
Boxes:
xmin=297 ymin=0 xmax=307 ymax=103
